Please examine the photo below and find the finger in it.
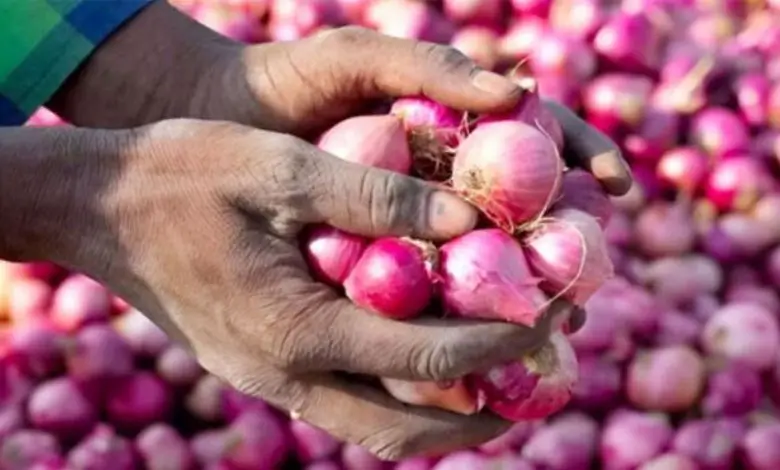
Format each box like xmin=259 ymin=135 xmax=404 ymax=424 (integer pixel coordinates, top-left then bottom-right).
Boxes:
xmin=545 ymin=101 xmax=633 ymax=196
xmin=290 ymin=288 xmax=575 ymax=380
xmin=307 ymin=149 xmax=478 ymax=241
xmin=283 ymin=372 xmax=510 ymax=461
xmin=313 ymin=26 xmax=521 ymax=113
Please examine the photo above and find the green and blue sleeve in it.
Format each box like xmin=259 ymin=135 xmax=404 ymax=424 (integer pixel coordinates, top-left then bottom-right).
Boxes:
xmin=0 ymin=0 xmax=155 ymax=126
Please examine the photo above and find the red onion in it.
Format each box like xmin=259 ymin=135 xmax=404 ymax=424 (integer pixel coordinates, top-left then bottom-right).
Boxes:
xmin=50 ymin=274 xmax=111 ymax=332
xmin=654 ymin=309 xmax=701 ymax=347
xmin=569 ymin=301 xmax=634 ymax=360
xmin=364 ymin=0 xmax=455 ymax=43
xmin=439 ymin=228 xmax=547 ymax=326
xmin=396 ymin=457 xmax=435 ymax=470
xmin=702 ymin=362 xmax=762 ymax=417
xmin=604 ymin=211 xmax=632 ymax=247
xmin=705 ymin=156 xmax=772 ymax=212
xmin=551 ymin=169 xmax=613 ymax=227
xmin=222 ymin=408 xmax=290 ymax=470
xmin=672 ymin=418 xmax=745 ymax=470
xmin=741 ymin=425 xmax=780 ymax=470
xmin=656 ymin=147 xmax=710 ymax=194
xmin=594 ymin=13 xmax=661 ymax=73
xmin=191 ymin=4 xmax=265 ymax=42
xmin=770 ymin=82 xmax=780 ymax=128
xmin=582 ymin=74 xmax=653 ymax=137
xmin=510 ymin=0 xmax=552 ymax=16
xmin=571 ymin=356 xmax=622 ymax=412
xmin=335 ymin=0 xmax=370 ymax=23
xmin=690 ymin=107 xmax=750 ymax=159
xmin=64 ymin=324 xmax=134 ymax=391
xmin=701 ymin=302 xmax=780 ymax=371
xmin=0 ymin=430 xmax=62 ymax=470
xmin=0 ymin=402 xmax=24 ymax=441
xmin=136 ymin=423 xmax=196 ymax=470
xmin=467 ymin=332 xmax=578 ymax=421
xmin=112 ymin=308 xmax=171 ymax=358
xmin=452 ymin=121 xmax=563 ymax=229
xmin=317 ymin=115 xmax=412 ymax=174
xmin=725 ymin=284 xmax=780 ymax=315
xmin=634 ymin=201 xmax=696 ymax=257
xmin=341 ymin=443 xmax=385 ymax=470
xmin=302 ymin=225 xmax=367 ymax=286
xmin=381 ymin=378 xmax=478 ymax=415
xmin=478 ymin=421 xmax=538 ymax=455
xmin=5 ymin=325 xmax=65 ymax=379
xmin=442 ymin=0 xmax=502 ymax=27
xmin=8 ymin=277 xmax=52 ymax=325
xmin=529 ymin=32 xmax=596 ymax=82
xmin=641 ymin=255 xmax=723 ymax=305
xmin=707 ymin=213 xmax=777 ymax=262
xmin=67 ymin=424 xmax=137 ymax=470
xmin=585 ymin=278 xmax=658 ymax=339
xmin=290 ymin=420 xmax=340 ymax=463
xmin=499 ymin=17 xmax=547 ymax=60
xmin=627 ymin=345 xmax=706 ymax=412
xmin=156 ymin=345 xmax=203 ymax=387
xmin=687 ymin=12 xmax=737 ymax=48
xmin=537 ymin=73 xmax=582 ymax=109
xmin=600 ymin=410 xmax=673 ymax=470
xmin=106 ymin=371 xmax=173 ymax=433
xmin=27 ymin=377 xmax=97 ymax=442
xmin=450 ymin=26 xmax=500 ymax=71
xmin=734 ymin=72 xmax=771 ymax=127
xmin=767 ymin=246 xmax=780 ymax=288
xmin=343 ymin=237 xmax=435 ymax=319
xmin=269 ymin=0 xmax=343 ymax=37
xmin=623 ymin=108 xmax=681 ymax=163
xmin=549 ymin=0 xmax=606 ymax=39
xmin=524 ymin=208 xmax=614 ymax=306
xmin=639 ymin=454 xmax=698 ymax=470
xmin=521 ymin=412 xmax=599 ymax=470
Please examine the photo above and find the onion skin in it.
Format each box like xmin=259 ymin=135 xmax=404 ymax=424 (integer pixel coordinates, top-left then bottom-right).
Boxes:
xmin=439 ymin=228 xmax=548 ymax=327
xmin=452 ymin=121 xmax=563 ymax=228
xmin=593 ymin=13 xmax=661 ymax=74
xmin=524 ymin=209 xmax=614 ymax=306
xmin=302 ymin=225 xmax=368 ymax=286
xmin=656 ymin=147 xmax=710 ymax=194
xmin=343 ymin=238 xmax=435 ymax=320
xmin=521 ymin=412 xmax=599 ymax=470
xmin=672 ymin=418 xmax=745 ymax=470
xmin=701 ymin=302 xmax=780 ymax=371
xmin=690 ymin=107 xmax=750 ymax=159
xmin=582 ymin=73 xmax=654 ymax=137
xmin=381 ymin=378 xmax=479 ymax=415
xmin=634 ymin=202 xmax=696 ymax=258
xmin=467 ymin=332 xmax=578 ymax=421
xmin=704 ymin=157 xmax=772 ymax=212
xmin=600 ymin=411 xmax=673 ymax=470
xmin=626 ymin=346 xmax=706 ymax=412
xmin=317 ymin=115 xmax=412 ymax=174
xmin=552 ymin=169 xmax=613 ymax=228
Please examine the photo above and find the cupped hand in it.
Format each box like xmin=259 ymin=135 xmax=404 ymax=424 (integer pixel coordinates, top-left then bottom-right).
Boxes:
xmin=199 ymin=26 xmax=633 ymax=195
xmin=44 ymin=119 xmax=580 ymax=459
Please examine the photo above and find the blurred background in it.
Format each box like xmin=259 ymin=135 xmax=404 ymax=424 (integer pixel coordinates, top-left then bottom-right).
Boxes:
xmin=9 ymin=0 xmax=780 ymax=469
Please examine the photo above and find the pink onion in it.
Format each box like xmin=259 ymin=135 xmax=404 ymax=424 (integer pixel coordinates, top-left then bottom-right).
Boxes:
xmin=364 ymin=0 xmax=455 ymax=43
xmin=510 ymin=0 xmax=552 ymax=17
xmin=634 ymin=201 xmax=696 ymax=257
xmin=106 ymin=371 xmax=173 ymax=433
xmin=583 ymin=278 xmax=658 ymax=340
xmin=524 ymin=208 xmax=614 ymax=306
xmin=27 ymin=377 xmax=97 ymax=442
xmin=156 ymin=344 xmax=203 ymax=387
xmin=7 ymin=277 xmax=53 ymax=325
xmin=303 ymin=225 xmax=368 ymax=286
xmin=0 ymin=430 xmax=62 ymax=470
xmin=381 ymin=378 xmax=478 ymax=415
xmin=499 ymin=17 xmax=547 ymax=60
xmin=702 ymin=362 xmax=762 ymax=417
xmin=767 ymin=246 xmax=780 ymax=288
xmin=317 ymin=114 xmax=412 ymax=174
xmin=690 ymin=107 xmax=750 ymax=159
xmin=740 ymin=424 xmax=780 ymax=470
xmin=672 ymin=418 xmax=745 ymax=470
xmin=701 ymin=302 xmax=780 ymax=371
xmin=112 ymin=308 xmax=171 ymax=358
xmin=623 ymin=108 xmax=681 ymax=163
xmin=705 ymin=156 xmax=772 ymax=212
xmin=442 ymin=0 xmax=502 ymax=27
xmin=290 ymin=420 xmax=340 ymax=463
xmin=638 ymin=454 xmax=698 ymax=470
xmin=641 ymin=255 xmax=723 ymax=305
xmin=50 ymin=274 xmax=111 ymax=332
xmin=656 ymin=147 xmax=710 ymax=194
xmin=594 ymin=13 xmax=662 ymax=73
xmin=136 ymin=423 xmax=196 ymax=470
xmin=452 ymin=121 xmax=563 ymax=229
xmin=478 ymin=421 xmax=538 ymax=455
xmin=221 ymin=408 xmax=289 ymax=470
xmin=571 ymin=355 xmax=622 ymax=411
xmin=5 ymin=325 xmax=65 ymax=379
xmin=67 ymin=424 xmax=137 ymax=470
xmin=734 ymin=72 xmax=771 ymax=126
xmin=529 ymin=31 xmax=596 ymax=83
xmin=600 ymin=410 xmax=673 ymax=470
xmin=549 ymin=0 xmax=606 ymax=39
xmin=341 ymin=443 xmax=385 ymax=470
xmin=582 ymin=73 xmax=653 ymax=137
xmin=654 ymin=309 xmax=701 ymax=347
xmin=439 ymin=228 xmax=548 ymax=326
xmin=449 ymin=26 xmax=500 ymax=71
xmin=343 ymin=237 xmax=435 ymax=319
xmin=64 ymin=324 xmax=134 ymax=393
xmin=551 ymin=169 xmax=613 ymax=227
xmin=627 ymin=345 xmax=706 ymax=412
xmin=521 ymin=412 xmax=599 ymax=470
xmin=725 ymin=284 xmax=780 ymax=315
xmin=467 ymin=332 xmax=578 ymax=421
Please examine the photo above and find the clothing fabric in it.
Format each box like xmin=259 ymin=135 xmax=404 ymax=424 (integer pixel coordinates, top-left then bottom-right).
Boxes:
xmin=0 ymin=0 xmax=154 ymax=126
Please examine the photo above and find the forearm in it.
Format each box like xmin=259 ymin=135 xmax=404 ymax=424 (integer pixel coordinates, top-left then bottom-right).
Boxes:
xmin=46 ymin=1 xmax=239 ymax=128
xmin=0 ymin=127 xmax=127 ymax=266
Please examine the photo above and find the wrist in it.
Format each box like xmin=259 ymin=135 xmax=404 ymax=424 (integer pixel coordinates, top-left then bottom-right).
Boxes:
xmin=0 ymin=127 xmax=130 ymax=267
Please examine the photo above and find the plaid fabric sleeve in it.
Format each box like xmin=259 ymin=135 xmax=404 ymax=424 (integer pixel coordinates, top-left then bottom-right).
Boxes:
xmin=0 ymin=0 xmax=156 ymax=126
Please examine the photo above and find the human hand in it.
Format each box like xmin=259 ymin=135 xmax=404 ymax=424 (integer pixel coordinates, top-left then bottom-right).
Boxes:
xmin=6 ymin=120 xmax=582 ymax=459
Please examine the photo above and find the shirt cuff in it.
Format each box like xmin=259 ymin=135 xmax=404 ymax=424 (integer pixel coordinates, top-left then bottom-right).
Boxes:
xmin=0 ymin=0 xmax=156 ymax=127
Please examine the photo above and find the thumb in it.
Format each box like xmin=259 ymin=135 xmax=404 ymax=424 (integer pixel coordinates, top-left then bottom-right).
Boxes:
xmin=310 ymin=151 xmax=478 ymax=241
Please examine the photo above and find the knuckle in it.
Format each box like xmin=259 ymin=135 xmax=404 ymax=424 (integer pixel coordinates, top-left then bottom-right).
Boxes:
xmin=409 ymin=337 xmax=458 ymax=381
xmin=331 ymin=26 xmax=374 ymax=47
xmin=420 ymin=43 xmax=473 ymax=74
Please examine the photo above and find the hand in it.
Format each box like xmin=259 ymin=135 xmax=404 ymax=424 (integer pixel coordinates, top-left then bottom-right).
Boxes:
xmin=9 ymin=120 xmax=581 ymax=459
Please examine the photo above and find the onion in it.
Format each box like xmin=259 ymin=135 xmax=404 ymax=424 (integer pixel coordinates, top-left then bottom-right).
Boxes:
xmin=690 ymin=107 xmax=750 ymax=159
xmin=623 ymin=108 xmax=681 ymax=163
xmin=106 ymin=371 xmax=173 ymax=433
xmin=600 ymin=410 xmax=673 ymax=470
xmin=521 ymin=412 xmax=599 ymax=470
xmin=341 ymin=443 xmax=385 ymax=470
xmin=317 ymin=114 xmax=412 ymax=174
xmin=656 ymin=147 xmax=710 ymax=194
xmin=442 ymin=0 xmax=502 ymax=27
xmin=638 ymin=454 xmax=698 ymax=470
xmin=112 ymin=308 xmax=170 ymax=358
xmin=537 ymin=74 xmax=582 ymax=109
xmin=529 ymin=31 xmax=596 ymax=82
xmin=136 ymin=423 xmax=196 ymax=470
xmin=767 ymin=246 xmax=780 ymax=288
xmin=524 ymin=209 xmax=614 ymax=306
xmin=725 ymin=284 xmax=780 ymax=315
xmin=583 ymin=278 xmax=658 ymax=340
xmin=634 ymin=202 xmax=696 ymax=257
xmin=734 ymin=72 xmax=771 ymax=126
xmin=500 ymin=17 xmax=547 ymax=60
xmin=467 ymin=332 xmax=578 ymax=421
xmin=510 ymin=0 xmax=552 ymax=17
xmin=155 ymin=345 xmax=203 ymax=388
xmin=439 ymin=228 xmax=548 ymax=326
xmin=604 ymin=211 xmax=632 ymax=247
xmin=593 ymin=13 xmax=661 ymax=73
xmin=740 ymin=424 xmax=780 ymax=470
xmin=701 ymin=302 xmax=780 ymax=371
xmin=8 ymin=278 xmax=53 ymax=326
xmin=450 ymin=26 xmax=501 ymax=71
xmin=478 ymin=421 xmax=538 ymax=455
xmin=626 ymin=345 xmax=706 ymax=412
xmin=302 ymin=225 xmax=368 ymax=286
xmin=641 ymin=255 xmax=723 ymax=305
xmin=380 ymin=378 xmax=479 ymax=415
xmin=551 ymin=169 xmax=613 ymax=227
xmin=672 ymin=418 xmax=745 ymax=470
xmin=702 ymin=362 xmax=762 ymax=417
xmin=5 ymin=325 xmax=65 ymax=379
xmin=27 ymin=377 xmax=97 ymax=442
xmin=64 ymin=324 xmax=134 ymax=394
xmin=704 ymin=156 xmax=772 ymax=212
xmin=67 ymin=424 xmax=137 ymax=470
xmin=654 ymin=309 xmax=701 ymax=347
xmin=221 ymin=408 xmax=290 ymax=470
xmin=343 ymin=237 xmax=435 ymax=320
xmin=570 ymin=356 xmax=621 ymax=412
xmin=0 ymin=430 xmax=62 ymax=470
xmin=582 ymin=73 xmax=653 ymax=137
xmin=549 ymin=0 xmax=606 ymax=40
xmin=452 ymin=121 xmax=563 ymax=229
xmin=290 ymin=420 xmax=340 ymax=463
xmin=364 ymin=0 xmax=455 ymax=43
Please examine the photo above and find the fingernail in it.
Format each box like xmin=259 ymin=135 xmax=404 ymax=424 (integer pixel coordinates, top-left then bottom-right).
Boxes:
xmin=428 ymin=191 xmax=478 ymax=238
xmin=472 ymin=70 xmax=519 ymax=96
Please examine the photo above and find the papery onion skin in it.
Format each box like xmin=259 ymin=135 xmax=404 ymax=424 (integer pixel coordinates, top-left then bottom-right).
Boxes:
xmin=439 ymin=228 xmax=548 ymax=327
xmin=317 ymin=114 xmax=412 ymax=174
xmin=467 ymin=332 xmax=578 ymax=421
xmin=551 ymin=169 xmax=613 ymax=228
xmin=452 ymin=121 xmax=563 ymax=229
xmin=701 ymin=302 xmax=780 ymax=371
xmin=303 ymin=225 xmax=368 ymax=286
xmin=524 ymin=208 xmax=614 ymax=306
xmin=343 ymin=238 xmax=435 ymax=320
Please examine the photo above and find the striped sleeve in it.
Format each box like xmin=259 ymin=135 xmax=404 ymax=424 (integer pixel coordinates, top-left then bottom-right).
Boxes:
xmin=0 ymin=0 xmax=155 ymax=126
